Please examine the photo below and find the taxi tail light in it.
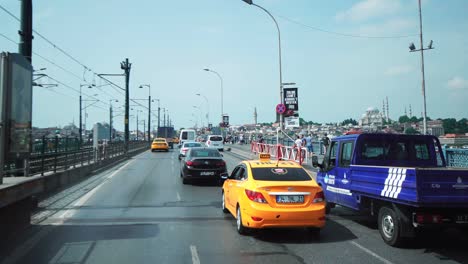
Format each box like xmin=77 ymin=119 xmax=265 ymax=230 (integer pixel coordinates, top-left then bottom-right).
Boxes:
xmin=245 ymin=190 xmax=267 ymax=203
xmin=312 ymin=191 xmax=324 ymax=203
xmin=251 ymin=216 xmax=263 ymax=221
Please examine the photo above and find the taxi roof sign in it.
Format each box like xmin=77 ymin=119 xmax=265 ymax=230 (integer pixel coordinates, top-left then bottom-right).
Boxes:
xmin=259 ymin=153 xmax=271 ymax=160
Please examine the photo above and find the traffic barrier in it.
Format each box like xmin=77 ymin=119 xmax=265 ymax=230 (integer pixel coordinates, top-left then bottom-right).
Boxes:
xmin=251 ymin=141 xmax=307 ymax=165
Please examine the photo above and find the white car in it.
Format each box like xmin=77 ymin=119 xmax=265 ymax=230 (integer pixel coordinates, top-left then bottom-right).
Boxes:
xmin=205 ymin=135 xmax=224 ymax=151
xmin=179 ymin=141 xmax=203 ymax=160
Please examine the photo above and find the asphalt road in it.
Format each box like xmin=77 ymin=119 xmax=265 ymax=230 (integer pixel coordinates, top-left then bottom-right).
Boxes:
xmin=0 ymin=149 xmax=467 ymax=264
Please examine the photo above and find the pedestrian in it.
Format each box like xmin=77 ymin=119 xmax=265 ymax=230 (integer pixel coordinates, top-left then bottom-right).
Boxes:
xmin=295 ymin=135 xmax=302 ymax=149
xmin=322 ymin=133 xmax=330 ymax=154
xmin=305 ymin=134 xmax=314 ymax=155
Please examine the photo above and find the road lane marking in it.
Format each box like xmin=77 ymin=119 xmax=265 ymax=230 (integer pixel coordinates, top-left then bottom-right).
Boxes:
xmin=190 ymin=245 xmax=201 ymax=264
xmin=177 ymin=192 xmax=181 ymax=201
xmin=350 ymin=241 xmax=394 ymax=264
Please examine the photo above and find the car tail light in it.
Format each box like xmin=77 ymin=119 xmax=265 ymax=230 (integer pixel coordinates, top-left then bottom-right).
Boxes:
xmin=207 ymin=140 xmax=211 ymax=145
xmin=216 ymin=161 xmax=226 ymax=167
xmin=313 ymin=191 xmax=324 ymax=203
xmin=415 ymin=213 xmax=443 ymax=224
xmin=186 ymin=161 xmax=194 ymax=166
xmin=245 ymin=190 xmax=267 ymax=203
xmin=182 ymin=148 xmax=188 ymax=153
xmin=251 ymin=216 xmax=263 ymax=221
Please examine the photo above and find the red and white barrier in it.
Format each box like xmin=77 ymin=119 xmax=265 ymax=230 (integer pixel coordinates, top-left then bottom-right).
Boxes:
xmin=250 ymin=141 xmax=308 ymax=165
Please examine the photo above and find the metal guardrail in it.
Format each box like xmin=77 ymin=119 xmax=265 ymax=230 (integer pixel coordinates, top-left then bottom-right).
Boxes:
xmin=4 ymin=141 xmax=149 ymax=177
xmin=443 ymin=147 xmax=468 ymax=168
xmin=263 ymin=138 xmax=325 ymax=155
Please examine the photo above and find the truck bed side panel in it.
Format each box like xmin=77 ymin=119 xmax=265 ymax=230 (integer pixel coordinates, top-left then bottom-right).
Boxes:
xmin=350 ymin=166 xmax=418 ymax=204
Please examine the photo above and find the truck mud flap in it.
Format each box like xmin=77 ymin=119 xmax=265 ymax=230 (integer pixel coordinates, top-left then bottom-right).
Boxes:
xmin=392 ymin=203 xmax=415 ymax=238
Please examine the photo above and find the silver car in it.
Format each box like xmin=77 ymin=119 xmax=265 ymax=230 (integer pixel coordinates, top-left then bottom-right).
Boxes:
xmin=179 ymin=142 xmax=203 ymax=160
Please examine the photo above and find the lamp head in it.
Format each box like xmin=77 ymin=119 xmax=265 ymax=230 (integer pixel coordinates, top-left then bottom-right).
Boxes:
xmin=409 ymin=42 xmax=416 ymax=51
xmin=203 ymin=69 xmax=209 ymax=71
xmin=242 ymin=0 xmax=253 ymax=4
xmin=428 ymin=40 xmax=433 ymax=49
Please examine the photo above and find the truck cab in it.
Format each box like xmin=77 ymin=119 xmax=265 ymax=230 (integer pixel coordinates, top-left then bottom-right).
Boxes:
xmin=313 ymin=133 xmax=468 ymax=246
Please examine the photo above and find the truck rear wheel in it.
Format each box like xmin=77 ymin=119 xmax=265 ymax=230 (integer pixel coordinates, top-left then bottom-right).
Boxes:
xmin=378 ymin=206 xmax=404 ymax=247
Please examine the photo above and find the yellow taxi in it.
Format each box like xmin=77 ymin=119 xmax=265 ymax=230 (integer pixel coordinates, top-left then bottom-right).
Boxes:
xmin=221 ymin=154 xmax=325 ymax=235
xmin=151 ymin=138 xmax=169 ymax=152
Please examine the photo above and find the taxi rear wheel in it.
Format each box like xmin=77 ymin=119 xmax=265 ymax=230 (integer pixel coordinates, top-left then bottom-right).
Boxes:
xmin=222 ymin=192 xmax=229 ymax=213
xmin=236 ymin=206 xmax=249 ymax=235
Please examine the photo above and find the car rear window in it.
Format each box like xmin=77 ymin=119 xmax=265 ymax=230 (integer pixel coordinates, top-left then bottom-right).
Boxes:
xmin=209 ymin=136 xmax=223 ymax=141
xmin=191 ymin=149 xmax=221 ymax=157
xmin=250 ymin=168 xmax=311 ymax=181
xmin=154 ymin=140 xmax=165 ymax=143
xmin=185 ymin=143 xmax=202 ymax=148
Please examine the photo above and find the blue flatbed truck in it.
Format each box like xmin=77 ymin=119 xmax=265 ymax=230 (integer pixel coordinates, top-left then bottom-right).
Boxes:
xmin=312 ymin=133 xmax=468 ymax=246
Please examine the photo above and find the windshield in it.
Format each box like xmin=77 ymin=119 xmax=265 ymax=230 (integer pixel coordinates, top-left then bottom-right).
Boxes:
xmin=184 ymin=142 xmax=202 ymax=148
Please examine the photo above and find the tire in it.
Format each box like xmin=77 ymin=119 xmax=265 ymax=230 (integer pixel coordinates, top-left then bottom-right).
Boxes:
xmin=182 ymin=177 xmax=190 ymax=185
xmin=236 ymin=206 xmax=249 ymax=235
xmin=222 ymin=192 xmax=229 ymax=213
xmin=378 ymin=206 xmax=403 ymax=247
xmin=325 ymin=201 xmax=334 ymax=214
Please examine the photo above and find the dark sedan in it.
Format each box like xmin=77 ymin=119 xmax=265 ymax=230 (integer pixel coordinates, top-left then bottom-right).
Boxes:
xmin=180 ymin=147 xmax=227 ymax=184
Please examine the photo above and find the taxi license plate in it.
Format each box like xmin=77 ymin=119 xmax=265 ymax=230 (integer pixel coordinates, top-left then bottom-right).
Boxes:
xmin=276 ymin=195 xmax=304 ymax=203
xmin=200 ymin=171 xmax=214 ymax=176
xmin=456 ymin=214 xmax=468 ymax=223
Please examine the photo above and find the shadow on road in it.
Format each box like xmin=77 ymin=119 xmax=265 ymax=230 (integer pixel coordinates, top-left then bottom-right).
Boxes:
xmin=253 ymin=218 xmax=357 ymax=244
xmin=0 ymin=224 xmax=160 ymax=264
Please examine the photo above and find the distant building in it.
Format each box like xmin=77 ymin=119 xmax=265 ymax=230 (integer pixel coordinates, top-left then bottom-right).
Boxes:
xmin=439 ymin=134 xmax=468 ymax=146
xmin=93 ymin=123 xmax=110 ymax=142
xmin=359 ymin=107 xmax=384 ymax=131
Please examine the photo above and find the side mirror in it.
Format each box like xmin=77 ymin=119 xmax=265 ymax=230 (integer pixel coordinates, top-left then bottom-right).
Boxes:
xmin=312 ymin=155 xmax=321 ymax=168
xmin=220 ymin=173 xmax=228 ymax=180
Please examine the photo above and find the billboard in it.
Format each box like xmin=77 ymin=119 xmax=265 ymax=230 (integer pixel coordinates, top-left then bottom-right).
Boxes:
xmin=283 ymin=88 xmax=298 ymax=111
xmin=285 ymin=116 xmax=300 ymax=128
xmin=2 ymin=53 xmax=33 ymax=158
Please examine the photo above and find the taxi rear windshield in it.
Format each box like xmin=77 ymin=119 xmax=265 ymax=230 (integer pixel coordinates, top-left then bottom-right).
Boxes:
xmin=209 ymin=136 xmax=223 ymax=141
xmin=251 ymin=168 xmax=311 ymax=181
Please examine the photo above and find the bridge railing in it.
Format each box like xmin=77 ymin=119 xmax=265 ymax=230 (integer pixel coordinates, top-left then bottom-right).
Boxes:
xmin=443 ymin=147 xmax=468 ymax=168
xmin=3 ymin=140 xmax=149 ymax=177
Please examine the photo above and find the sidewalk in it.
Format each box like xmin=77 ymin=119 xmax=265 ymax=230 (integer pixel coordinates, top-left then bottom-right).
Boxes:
xmin=226 ymin=143 xmax=319 ymax=179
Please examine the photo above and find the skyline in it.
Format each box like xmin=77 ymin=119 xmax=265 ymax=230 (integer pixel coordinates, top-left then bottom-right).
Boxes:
xmin=1 ymin=0 xmax=467 ymax=130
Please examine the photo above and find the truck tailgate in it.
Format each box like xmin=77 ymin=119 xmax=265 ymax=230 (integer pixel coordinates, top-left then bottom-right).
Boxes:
xmin=417 ymin=168 xmax=468 ymax=207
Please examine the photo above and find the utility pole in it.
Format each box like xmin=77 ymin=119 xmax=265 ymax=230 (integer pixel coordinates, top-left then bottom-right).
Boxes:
xmin=109 ymin=104 xmax=112 ymax=141
xmin=136 ymin=110 xmax=139 ymax=141
xmin=79 ymin=93 xmax=82 ymax=143
xmin=19 ymin=0 xmax=33 ymax=63
xmin=120 ymin=59 xmax=131 ymax=151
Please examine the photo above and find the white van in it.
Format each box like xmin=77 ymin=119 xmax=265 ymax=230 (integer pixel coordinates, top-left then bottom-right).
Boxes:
xmin=179 ymin=129 xmax=196 ymax=145
xmin=206 ymin=135 xmax=224 ymax=151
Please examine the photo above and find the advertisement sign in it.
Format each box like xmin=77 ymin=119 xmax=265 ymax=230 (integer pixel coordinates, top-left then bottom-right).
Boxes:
xmin=285 ymin=116 xmax=300 ymax=128
xmin=3 ymin=53 xmax=33 ymax=158
xmin=283 ymin=88 xmax=298 ymax=111
xmin=222 ymin=115 xmax=229 ymax=127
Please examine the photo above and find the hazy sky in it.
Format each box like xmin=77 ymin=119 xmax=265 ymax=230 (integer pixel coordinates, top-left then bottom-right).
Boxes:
xmin=1 ymin=0 xmax=467 ymax=130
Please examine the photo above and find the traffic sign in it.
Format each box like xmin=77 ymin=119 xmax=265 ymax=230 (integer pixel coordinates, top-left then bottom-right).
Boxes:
xmin=276 ymin=104 xmax=286 ymax=114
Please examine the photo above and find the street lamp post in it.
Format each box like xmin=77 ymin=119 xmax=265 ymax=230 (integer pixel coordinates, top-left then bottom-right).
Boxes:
xmin=139 ymin=84 xmax=151 ymax=141
xmin=109 ymin=99 xmax=118 ymax=141
xmin=196 ymin=93 xmax=210 ymax=128
xmin=79 ymin=84 xmax=93 ymax=144
xmin=203 ymin=69 xmax=223 ymax=126
xmin=242 ymin=0 xmax=284 ymax=131
xmin=193 ymin=105 xmax=203 ymax=128
xmin=154 ymin=99 xmax=161 ymax=136
xmin=409 ymin=0 xmax=434 ymax=135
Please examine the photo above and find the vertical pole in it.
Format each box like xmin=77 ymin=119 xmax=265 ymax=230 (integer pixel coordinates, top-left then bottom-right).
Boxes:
xmin=418 ymin=0 xmax=428 ymax=135
xmin=79 ymin=95 xmax=82 ymax=144
xmin=122 ymin=58 xmax=131 ymax=154
xmin=148 ymin=95 xmax=151 ymax=141
xmin=157 ymin=106 xmax=161 ymax=136
xmin=40 ymin=136 xmax=45 ymax=176
xmin=136 ymin=111 xmax=139 ymax=141
xmin=19 ymin=0 xmax=33 ymax=63
xmin=109 ymin=103 xmax=112 ymax=142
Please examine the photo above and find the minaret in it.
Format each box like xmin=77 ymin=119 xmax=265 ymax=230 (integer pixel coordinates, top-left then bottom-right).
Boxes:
xmin=386 ymin=96 xmax=389 ymax=122
xmin=382 ymin=100 xmax=386 ymax=119
xmin=404 ymin=107 xmax=407 ymax=116
xmin=409 ymin=104 xmax=413 ymax=118
xmin=254 ymin=107 xmax=258 ymax=125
